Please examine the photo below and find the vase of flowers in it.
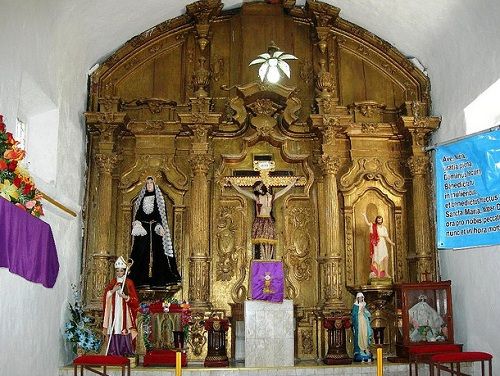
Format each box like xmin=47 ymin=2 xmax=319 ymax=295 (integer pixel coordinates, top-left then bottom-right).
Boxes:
xmin=0 ymin=114 xmax=43 ymax=216
xmin=63 ymin=284 xmax=102 ymax=355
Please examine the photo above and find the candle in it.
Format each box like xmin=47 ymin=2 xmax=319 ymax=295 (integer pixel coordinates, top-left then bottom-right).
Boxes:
xmin=377 ymin=347 xmax=383 ymax=376
xmin=175 ymin=350 xmax=182 ymax=376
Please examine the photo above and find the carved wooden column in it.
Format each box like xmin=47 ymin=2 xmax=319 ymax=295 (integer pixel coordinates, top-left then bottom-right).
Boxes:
xmin=311 ymin=113 xmax=349 ymax=311
xmin=307 ymin=0 xmax=340 ymax=112
xmin=189 ymin=151 xmax=213 ymax=309
xmin=399 ymin=102 xmax=440 ymax=282
xmin=186 ymin=0 xmax=222 ymax=52
xmin=408 ymin=154 xmax=435 ymax=281
xmin=308 ymin=4 xmax=348 ymax=305
xmin=179 ymin=97 xmax=221 ymax=310
xmin=85 ymin=97 xmax=127 ymax=307
xmin=306 ymin=1 xmax=340 ymax=55
xmin=319 ymin=155 xmax=343 ymax=309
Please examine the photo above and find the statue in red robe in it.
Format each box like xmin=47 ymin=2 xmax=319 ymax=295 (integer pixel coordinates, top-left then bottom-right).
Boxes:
xmin=102 ymin=256 xmax=139 ymax=356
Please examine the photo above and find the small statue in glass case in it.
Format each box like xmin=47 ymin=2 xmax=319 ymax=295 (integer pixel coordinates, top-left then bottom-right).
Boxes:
xmin=408 ymin=294 xmax=446 ymax=342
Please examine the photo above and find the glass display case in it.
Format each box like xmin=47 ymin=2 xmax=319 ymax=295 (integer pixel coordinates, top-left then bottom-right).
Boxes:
xmin=394 ymin=281 xmax=454 ymax=358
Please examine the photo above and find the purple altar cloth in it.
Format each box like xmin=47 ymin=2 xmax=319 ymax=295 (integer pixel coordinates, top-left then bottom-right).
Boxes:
xmin=0 ymin=197 xmax=59 ymax=288
xmin=250 ymin=260 xmax=284 ymax=303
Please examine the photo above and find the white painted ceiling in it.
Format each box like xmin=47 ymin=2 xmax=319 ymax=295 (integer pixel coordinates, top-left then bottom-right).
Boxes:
xmin=48 ymin=0 xmax=493 ymax=73
xmin=2 ymin=0 xmax=500 ymax=138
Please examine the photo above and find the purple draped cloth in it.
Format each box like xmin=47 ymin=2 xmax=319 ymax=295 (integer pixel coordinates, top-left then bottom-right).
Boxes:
xmin=0 ymin=197 xmax=59 ymax=288
xmin=250 ymin=260 xmax=284 ymax=303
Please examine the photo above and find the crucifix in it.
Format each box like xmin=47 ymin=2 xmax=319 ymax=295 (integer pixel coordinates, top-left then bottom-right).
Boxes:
xmin=226 ymin=155 xmax=306 ymax=259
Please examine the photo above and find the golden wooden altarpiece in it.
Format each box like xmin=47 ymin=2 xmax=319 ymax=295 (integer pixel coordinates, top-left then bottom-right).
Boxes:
xmin=83 ymin=0 xmax=440 ymax=361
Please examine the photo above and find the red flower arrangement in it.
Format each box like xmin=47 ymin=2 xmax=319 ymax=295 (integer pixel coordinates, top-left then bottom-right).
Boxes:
xmin=0 ymin=114 xmax=44 ymax=217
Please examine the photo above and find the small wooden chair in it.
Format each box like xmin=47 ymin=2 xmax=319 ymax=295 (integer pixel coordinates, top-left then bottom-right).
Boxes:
xmin=429 ymin=351 xmax=492 ymax=376
xmin=73 ymin=355 xmax=130 ymax=376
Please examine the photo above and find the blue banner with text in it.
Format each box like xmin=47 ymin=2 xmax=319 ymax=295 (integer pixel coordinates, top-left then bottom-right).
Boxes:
xmin=435 ymin=130 xmax=500 ymax=249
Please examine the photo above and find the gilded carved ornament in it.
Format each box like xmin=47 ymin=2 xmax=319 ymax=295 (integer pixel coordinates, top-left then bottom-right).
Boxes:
xmin=321 ymin=116 xmax=347 ymax=145
xmin=225 ymin=80 xmax=301 ymax=128
xmin=410 ymin=129 xmax=430 ymax=148
xmin=210 ymin=55 xmax=224 ymax=82
xmin=189 ymin=259 xmax=211 ymax=303
xmin=189 ymin=153 xmax=214 ymax=174
xmin=394 ymin=214 xmax=405 ymax=282
xmin=285 ymin=272 xmax=298 ymax=300
xmin=98 ymin=97 xmax=121 ymax=113
xmin=353 ymin=101 xmax=386 ymax=118
xmin=148 ymin=43 xmax=162 ymax=55
xmin=246 ymin=99 xmax=281 ymax=136
xmin=231 ymin=261 xmax=248 ymax=303
xmin=398 ymin=112 xmax=439 ymax=149
xmin=88 ymin=256 xmax=115 ymax=304
xmin=305 ymin=0 xmax=340 ymax=53
xmin=188 ymin=312 xmax=207 ymax=356
xmin=407 ymin=155 xmax=430 ymax=176
xmin=340 ymin=158 xmax=405 ymax=193
xmin=186 ymin=0 xmax=222 ymax=51
xmin=123 ymin=57 xmax=140 ymax=72
xmin=100 ymin=81 xmax=116 ymax=97
xmin=192 ymin=57 xmax=211 ymax=97
xmin=381 ymin=62 xmax=397 ymax=75
xmin=299 ymin=59 xmax=314 ymax=84
xmin=190 ymin=98 xmax=211 ymax=116
xmin=227 ymin=97 xmax=247 ymax=126
xmin=248 ymin=98 xmax=280 ymax=117
xmin=301 ymin=329 xmax=314 ymax=354
xmin=348 ymin=24 xmax=365 ymax=38
xmin=315 ymin=59 xmax=336 ymax=99
xmin=215 ymin=206 xmax=239 ymax=281
xmin=145 ymin=121 xmax=165 ymax=130
xmin=320 ymin=257 xmax=342 ymax=301
xmin=189 ymin=122 xmax=212 ymax=143
xmin=285 ymin=207 xmax=314 ymax=281
xmin=360 ymin=123 xmax=379 ymax=133
xmin=283 ymin=95 xmax=302 ymax=126
xmin=95 ymin=153 xmax=121 ymax=173
xmin=321 ymin=154 xmax=341 ymax=175
xmin=344 ymin=213 xmax=354 ymax=285
xmin=121 ymin=98 xmax=177 ymax=114
xmin=410 ymin=101 xmax=426 ymax=119
xmin=85 ymin=111 xmax=128 ymax=144
xmin=416 ymin=257 xmax=435 ymax=282
xmin=119 ymin=154 xmax=189 ymax=192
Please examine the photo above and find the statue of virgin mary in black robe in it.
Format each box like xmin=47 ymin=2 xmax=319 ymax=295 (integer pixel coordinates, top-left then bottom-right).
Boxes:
xmin=129 ymin=177 xmax=181 ymax=288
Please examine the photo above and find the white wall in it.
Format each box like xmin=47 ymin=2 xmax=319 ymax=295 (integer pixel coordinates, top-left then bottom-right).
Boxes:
xmin=1 ymin=0 xmax=500 ymax=375
xmin=0 ymin=1 xmax=84 ymax=375
xmin=422 ymin=3 xmax=500 ymax=374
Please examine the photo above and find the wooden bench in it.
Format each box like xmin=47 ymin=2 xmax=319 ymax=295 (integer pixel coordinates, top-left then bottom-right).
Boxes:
xmin=409 ymin=344 xmax=463 ymax=376
xmin=73 ymin=355 xmax=130 ymax=376
xmin=429 ymin=351 xmax=492 ymax=376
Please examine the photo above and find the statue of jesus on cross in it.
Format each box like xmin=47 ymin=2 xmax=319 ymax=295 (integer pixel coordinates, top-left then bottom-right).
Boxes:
xmin=227 ymin=157 xmax=303 ymax=259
